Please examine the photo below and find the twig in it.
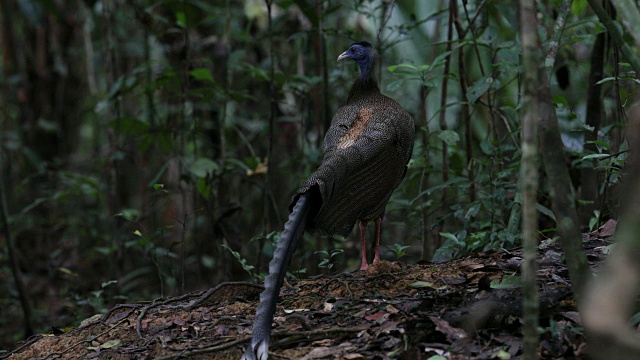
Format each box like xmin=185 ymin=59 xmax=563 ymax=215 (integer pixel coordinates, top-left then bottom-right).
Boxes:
xmin=594 ymin=149 xmax=629 ymax=161
xmin=153 ymin=337 xmax=250 ymax=360
xmin=136 ymin=282 xmax=262 ymax=338
xmin=44 ymin=317 xmax=130 ymax=359
xmin=101 ymin=303 xmax=143 ymax=323
xmin=0 ymin=335 xmax=41 ymax=359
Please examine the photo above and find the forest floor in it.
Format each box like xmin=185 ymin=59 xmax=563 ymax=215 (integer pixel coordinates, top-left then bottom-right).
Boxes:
xmin=2 ymin=221 xmax=617 ymax=360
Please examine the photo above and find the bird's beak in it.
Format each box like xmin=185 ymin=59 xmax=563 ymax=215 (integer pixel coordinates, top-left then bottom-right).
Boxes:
xmin=337 ymin=51 xmax=350 ymax=61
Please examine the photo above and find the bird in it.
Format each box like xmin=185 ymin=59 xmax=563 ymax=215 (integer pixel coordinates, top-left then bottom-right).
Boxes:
xmin=243 ymin=41 xmax=415 ymax=360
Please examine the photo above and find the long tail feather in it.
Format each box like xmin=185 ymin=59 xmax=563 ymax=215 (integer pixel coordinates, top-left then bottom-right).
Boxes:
xmin=243 ymin=192 xmax=311 ymax=360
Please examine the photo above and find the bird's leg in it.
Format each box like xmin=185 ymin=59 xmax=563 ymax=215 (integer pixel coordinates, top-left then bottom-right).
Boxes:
xmin=359 ymin=220 xmax=369 ymax=271
xmin=373 ymin=216 xmax=382 ymax=264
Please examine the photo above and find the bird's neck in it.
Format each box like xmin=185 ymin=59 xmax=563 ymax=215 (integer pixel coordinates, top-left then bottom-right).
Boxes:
xmin=347 ymin=59 xmax=379 ymax=102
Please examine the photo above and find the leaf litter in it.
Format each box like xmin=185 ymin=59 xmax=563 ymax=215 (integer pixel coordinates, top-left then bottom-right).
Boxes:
xmin=3 ymin=222 xmax=620 ymax=359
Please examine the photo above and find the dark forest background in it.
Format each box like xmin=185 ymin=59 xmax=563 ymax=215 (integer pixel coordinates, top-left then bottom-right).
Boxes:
xmin=0 ymin=0 xmax=635 ymax=349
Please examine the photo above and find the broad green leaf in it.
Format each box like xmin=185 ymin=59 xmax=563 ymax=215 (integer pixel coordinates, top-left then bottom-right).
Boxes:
xmin=101 ymin=339 xmax=121 ymax=349
xmin=586 ymin=140 xmax=611 ymax=150
xmin=536 ymin=203 xmax=556 ymax=221
xmin=176 ymin=11 xmax=186 ymax=28
xmin=409 ymin=281 xmax=447 ymax=290
xmin=388 ymin=63 xmax=417 ymax=73
xmin=196 ymin=177 xmax=211 ymax=200
xmin=494 ymin=348 xmax=511 ymax=359
xmin=428 ymin=356 xmax=448 ymax=360
xmin=440 ymin=232 xmax=460 ymax=244
xmin=386 ymin=79 xmax=404 ymax=92
xmin=467 ymin=76 xmax=493 ymax=104
xmin=189 ymin=158 xmax=219 ymax=178
xmin=244 ymin=156 xmax=261 ymax=170
xmin=411 ymin=177 xmax=468 ymax=203
xmin=101 ymin=280 xmax=118 ymax=288
xmin=116 ymin=208 xmax=140 ymax=222
xmin=438 ymin=130 xmax=460 ymax=146
xmin=108 ymin=117 xmax=149 ymax=136
xmin=552 ymin=95 xmax=569 ymax=108
xmin=490 ymin=275 xmax=522 ymax=289
xmin=581 ymin=153 xmax=609 ymax=160
xmin=190 ymin=68 xmax=214 ymax=83
xmin=571 ymin=0 xmax=587 ymax=17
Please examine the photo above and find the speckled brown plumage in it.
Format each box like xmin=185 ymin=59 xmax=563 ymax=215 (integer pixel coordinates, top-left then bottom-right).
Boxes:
xmin=293 ymin=44 xmax=415 ymax=241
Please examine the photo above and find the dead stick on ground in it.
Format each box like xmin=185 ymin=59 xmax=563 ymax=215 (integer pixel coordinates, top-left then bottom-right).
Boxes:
xmin=136 ymin=282 xmax=263 ymax=338
xmin=44 ymin=317 xmax=130 ymax=359
xmin=154 ymin=328 xmax=363 ymax=360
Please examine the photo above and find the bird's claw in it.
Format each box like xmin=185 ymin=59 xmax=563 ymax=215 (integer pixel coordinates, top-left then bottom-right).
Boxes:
xmin=242 ymin=337 xmax=270 ymax=360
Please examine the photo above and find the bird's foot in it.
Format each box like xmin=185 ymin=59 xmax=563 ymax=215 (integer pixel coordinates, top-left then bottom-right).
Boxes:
xmin=243 ymin=337 xmax=270 ymax=360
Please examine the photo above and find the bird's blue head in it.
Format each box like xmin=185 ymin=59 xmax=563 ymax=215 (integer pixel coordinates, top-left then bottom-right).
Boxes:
xmin=337 ymin=41 xmax=375 ymax=79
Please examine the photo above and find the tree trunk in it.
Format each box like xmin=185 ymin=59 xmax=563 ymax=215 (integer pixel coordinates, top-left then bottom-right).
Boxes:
xmin=581 ymin=110 xmax=640 ymax=359
xmin=518 ymin=1 xmax=541 ymax=358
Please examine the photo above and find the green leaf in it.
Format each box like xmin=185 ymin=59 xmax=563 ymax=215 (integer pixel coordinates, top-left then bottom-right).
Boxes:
xmin=440 ymin=232 xmax=461 ymax=245
xmin=438 ymin=130 xmax=460 ymax=146
xmin=388 ymin=63 xmax=417 ymax=74
xmin=101 ymin=280 xmax=118 ymax=288
xmin=116 ymin=208 xmax=140 ymax=222
xmin=385 ymin=79 xmax=404 ymax=92
xmin=176 ymin=11 xmax=186 ymax=28
xmin=586 ymin=140 xmax=611 ymax=150
xmin=592 ymin=76 xmax=640 ymax=86
xmin=494 ymin=348 xmax=511 ymax=359
xmin=411 ymin=177 xmax=468 ymax=203
xmin=571 ymin=0 xmax=587 ymax=17
xmin=196 ymin=177 xmax=211 ymax=200
xmin=409 ymin=281 xmax=447 ymax=290
xmin=535 ymin=203 xmax=556 ymax=221
xmin=490 ymin=275 xmax=522 ymax=289
xmin=244 ymin=156 xmax=261 ymax=170
xmin=189 ymin=158 xmax=219 ymax=178
xmin=243 ymin=63 xmax=269 ymax=81
xmin=108 ymin=116 xmax=149 ymax=136
xmin=101 ymin=339 xmax=121 ymax=349
xmin=467 ymin=76 xmax=493 ymax=104
xmin=190 ymin=68 xmax=214 ymax=83
xmin=552 ymin=95 xmax=569 ymax=108
xmin=581 ymin=153 xmax=609 ymax=160
xmin=201 ymin=255 xmax=215 ymax=269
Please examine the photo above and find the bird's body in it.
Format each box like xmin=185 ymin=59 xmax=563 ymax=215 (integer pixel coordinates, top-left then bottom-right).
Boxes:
xmin=244 ymin=41 xmax=414 ymax=360
xmin=295 ymin=42 xmax=414 ymax=259
xmin=295 ymin=84 xmax=414 ymax=238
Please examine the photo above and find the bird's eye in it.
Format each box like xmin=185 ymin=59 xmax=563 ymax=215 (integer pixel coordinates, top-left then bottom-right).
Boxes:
xmin=350 ymin=48 xmax=355 ymax=53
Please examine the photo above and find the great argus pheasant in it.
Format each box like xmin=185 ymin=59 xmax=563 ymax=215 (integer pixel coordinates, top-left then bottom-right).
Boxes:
xmin=243 ymin=41 xmax=415 ymax=360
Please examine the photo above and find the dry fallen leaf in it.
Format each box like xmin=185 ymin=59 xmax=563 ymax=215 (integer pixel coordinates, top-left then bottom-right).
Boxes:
xmin=430 ymin=316 xmax=468 ymax=342
xmin=598 ymin=219 xmax=617 ymax=237
xmin=364 ymin=311 xmax=388 ymax=322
